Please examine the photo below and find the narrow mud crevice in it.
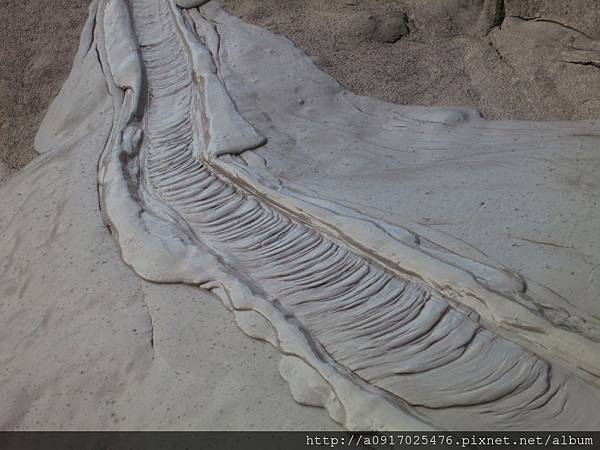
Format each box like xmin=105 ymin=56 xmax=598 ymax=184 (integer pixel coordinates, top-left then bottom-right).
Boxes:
xmin=144 ymin=295 xmax=156 ymax=352
xmin=489 ymin=0 xmax=506 ymax=31
xmin=563 ymin=60 xmax=600 ymax=70
xmin=494 ymin=0 xmax=506 ymax=27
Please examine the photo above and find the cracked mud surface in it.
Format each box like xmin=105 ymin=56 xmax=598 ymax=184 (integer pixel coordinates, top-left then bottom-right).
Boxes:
xmin=222 ymin=0 xmax=600 ymax=121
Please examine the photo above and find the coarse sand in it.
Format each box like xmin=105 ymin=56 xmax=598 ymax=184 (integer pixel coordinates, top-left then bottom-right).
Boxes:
xmin=0 ymin=0 xmax=90 ymax=183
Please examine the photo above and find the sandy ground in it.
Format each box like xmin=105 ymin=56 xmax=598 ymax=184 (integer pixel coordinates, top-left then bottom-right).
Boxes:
xmin=222 ymin=0 xmax=600 ymax=121
xmin=0 ymin=0 xmax=90 ymax=183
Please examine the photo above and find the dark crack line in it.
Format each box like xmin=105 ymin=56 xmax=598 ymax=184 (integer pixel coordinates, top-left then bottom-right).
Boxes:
xmin=563 ymin=60 xmax=600 ymax=69
xmin=503 ymin=234 xmax=573 ymax=249
xmin=141 ymin=291 xmax=156 ymax=352
xmin=491 ymin=0 xmax=506 ymax=29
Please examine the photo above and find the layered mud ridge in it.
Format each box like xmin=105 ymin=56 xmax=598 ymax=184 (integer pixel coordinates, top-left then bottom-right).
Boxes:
xmin=92 ymin=0 xmax=600 ymax=430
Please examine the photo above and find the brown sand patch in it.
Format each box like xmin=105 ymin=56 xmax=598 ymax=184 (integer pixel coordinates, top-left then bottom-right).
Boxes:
xmin=0 ymin=0 xmax=90 ymax=183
